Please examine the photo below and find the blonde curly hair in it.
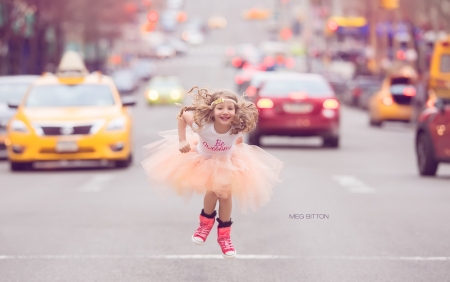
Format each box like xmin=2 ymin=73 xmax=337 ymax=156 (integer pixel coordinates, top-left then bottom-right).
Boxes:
xmin=178 ymin=86 xmax=258 ymax=135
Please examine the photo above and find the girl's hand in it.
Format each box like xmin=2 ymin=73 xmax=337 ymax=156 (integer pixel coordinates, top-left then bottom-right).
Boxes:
xmin=179 ymin=140 xmax=191 ymax=153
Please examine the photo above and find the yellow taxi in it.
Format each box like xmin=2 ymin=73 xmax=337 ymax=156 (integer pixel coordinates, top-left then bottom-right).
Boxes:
xmin=427 ymin=35 xmax=450 ymax=106
xmin=242 ymin=8 xmax=271 ymax=20
xmin=6 ymin=51 xmax=135 ymax=171
xmin=368 ymin=66 xmax=417 ymax=126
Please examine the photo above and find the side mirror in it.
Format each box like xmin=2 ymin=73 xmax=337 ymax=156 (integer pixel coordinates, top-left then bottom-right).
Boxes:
xmin=8 ymin=101 xmax=19 ymax=109
xmin=121 ymin=96 xmax=136 ymax=107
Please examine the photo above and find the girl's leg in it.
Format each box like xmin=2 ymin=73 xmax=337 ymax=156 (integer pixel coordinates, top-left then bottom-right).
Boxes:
xmin=203 ymin=191 xmax=218 ymax=215
xmin=218 ymin=196 xmax=232 ymax=222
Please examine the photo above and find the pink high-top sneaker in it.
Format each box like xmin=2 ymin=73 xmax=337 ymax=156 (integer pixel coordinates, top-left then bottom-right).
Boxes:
xmin=192 ymin=214 xmax=215 ymax=245
xmin=217 ymin=226 xmax=236 ymax=259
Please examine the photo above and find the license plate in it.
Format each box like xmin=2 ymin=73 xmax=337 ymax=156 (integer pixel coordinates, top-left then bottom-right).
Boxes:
xmin=283 ymin=103 xmax=313 ymax=113
xmin=56 ymin=141 xmax=78 ymax=153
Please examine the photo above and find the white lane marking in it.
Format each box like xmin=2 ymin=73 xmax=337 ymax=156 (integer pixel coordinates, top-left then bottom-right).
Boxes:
xmin=332 ymin=175 xmax=376 ymax=193
xmin=78 ymin=175 xmax=113 ymax=193
xmin=0 ymin=255 xmax=448 ymax=261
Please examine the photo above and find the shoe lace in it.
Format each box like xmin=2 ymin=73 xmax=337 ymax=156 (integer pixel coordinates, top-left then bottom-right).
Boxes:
xmin=195 ymin=223 xmax=211 ymax=238
xmin=218 ymin=232 xmax=234 ymax=251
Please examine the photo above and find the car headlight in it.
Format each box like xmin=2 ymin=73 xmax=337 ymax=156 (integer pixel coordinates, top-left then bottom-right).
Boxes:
xmin=170 ymin=90 xmax=181 ymax=100
xmin=148 ymin=90 xmax=159 ymax=101
xmin=9 ymin=120 xmax=29 ymax=133
xmin=105 ymin=117 xmax=127 ymax=131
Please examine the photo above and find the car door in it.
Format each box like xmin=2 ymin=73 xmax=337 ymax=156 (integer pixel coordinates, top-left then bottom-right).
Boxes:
xmin=429 ymin=103 xmax=450 ymax=159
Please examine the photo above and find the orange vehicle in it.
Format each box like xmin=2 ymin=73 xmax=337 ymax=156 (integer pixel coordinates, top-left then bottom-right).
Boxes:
xmin=427 ymin=36 xmax=450 ymax=106
xmin=368 ymin=66 xmax=417 ymax=126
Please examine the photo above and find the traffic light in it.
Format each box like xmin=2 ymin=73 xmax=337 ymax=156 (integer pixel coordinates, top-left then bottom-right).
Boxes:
xmin=380 ymin=0 xmax=399 ymax=9
xmin=147 ymin=11 xmax=158 ymax=22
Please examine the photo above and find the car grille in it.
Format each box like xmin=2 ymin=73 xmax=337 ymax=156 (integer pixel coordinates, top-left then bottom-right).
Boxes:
xmin=41 ymin=125 xmax=92 ymax=136
xmin=39 ymin=147 xmax=95 ymax=154
xmin=392 ymin=95 xmax=412 ymax=105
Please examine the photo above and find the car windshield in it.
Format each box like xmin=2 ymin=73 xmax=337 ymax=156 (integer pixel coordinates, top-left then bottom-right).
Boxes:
xmin=25 ymin=84 xmax=115 ymax=107
xmin=260 ymin=79 xmax=333 ymax=97
xmin=149 ymin=80 xmax=180 ymax=88
xmin=0 ymin=84 xmax=29 ymax=103
xmin=440 ymin=54 xmax=450 ymax=73
xmin=390 ymin=84 xmax=415 ymax=95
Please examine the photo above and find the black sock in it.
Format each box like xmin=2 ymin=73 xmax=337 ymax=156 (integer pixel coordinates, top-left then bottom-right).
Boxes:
xmin=201 ymin=209 xmax=216 ymax=219
xmin=217 ymin=217 xmax=233 ymax=228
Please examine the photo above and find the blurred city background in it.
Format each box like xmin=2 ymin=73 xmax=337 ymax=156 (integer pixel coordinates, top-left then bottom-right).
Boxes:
xmin=1 ymin=0 xmax=450 ymax=281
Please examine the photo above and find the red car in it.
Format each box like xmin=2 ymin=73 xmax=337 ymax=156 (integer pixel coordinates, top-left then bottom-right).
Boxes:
xmin=415 ymin=98 xmax=450 ymax=176
xmin=249 ymin=74 xmax=340 ymax=148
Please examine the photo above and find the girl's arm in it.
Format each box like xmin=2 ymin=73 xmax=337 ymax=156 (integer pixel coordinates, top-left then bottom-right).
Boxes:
xmin=178 ymin=112 xmax=193 ymax=153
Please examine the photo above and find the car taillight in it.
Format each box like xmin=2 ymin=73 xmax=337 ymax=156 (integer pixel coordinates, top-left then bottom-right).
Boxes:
xmin=246 ymin=86 xmax=257 ymax=97
xmin=403 ymin=87 xmax=416 ymax=96
xmin=264 ymin=56 xmax=275 ymax=67
xmin=352 ymin=87 xmax=361 ymax=97
xmin=257 ymin=98 xmax=274 ymax=108
xmin=235 ymin=76 xmax=244 ymax=85
xmin=284 ymin=58 xmax=295 ymax=69
xmin=323 ymin=99 xmax=339 ymax=109
xmin=231 ymin=57 xmax=242 ymax=67
xmin=382 ymin=96 xmax=393 ymax=106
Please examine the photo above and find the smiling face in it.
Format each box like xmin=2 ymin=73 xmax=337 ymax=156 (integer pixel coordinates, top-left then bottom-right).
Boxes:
xmin=213 ymin=97 xmax=236 ymax=126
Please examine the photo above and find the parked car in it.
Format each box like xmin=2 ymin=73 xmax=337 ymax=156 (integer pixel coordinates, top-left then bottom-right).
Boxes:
xmin=415 ymin=98 xmax=450 ymax=176
xmin=343 ymin=75 xmax=382 ymax=106
xmin=249 ymin=73 xmax=340 ymax=147
xmin=0 ymin=75 xmax=39 ymax=159
xmin=111 ymin=69 xmax=139 ymax=94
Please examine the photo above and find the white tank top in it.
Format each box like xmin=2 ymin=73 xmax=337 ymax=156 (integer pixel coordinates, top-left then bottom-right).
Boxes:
xmin=192 ymin=123 xmax=242 ymax=156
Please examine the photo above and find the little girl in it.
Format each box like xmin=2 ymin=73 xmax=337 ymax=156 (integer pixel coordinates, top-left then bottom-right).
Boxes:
xmin=142 ymin=87 xmax=283 ymax=259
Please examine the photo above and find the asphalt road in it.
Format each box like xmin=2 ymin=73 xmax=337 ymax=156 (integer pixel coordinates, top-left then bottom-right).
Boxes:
xmin=1 ymin=1 xmax=450 ymax=281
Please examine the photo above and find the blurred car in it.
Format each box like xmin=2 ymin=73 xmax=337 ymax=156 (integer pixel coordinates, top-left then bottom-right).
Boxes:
xmin=427 ymin=35 xmax=450 ymax=107
xmin=368 ymin=69 xmax=417 ymax=126
xmin=358 ymin=85 xmax=380 ymax=110
xmin=343 ymin=75 xmax=382 ymax=106
xmin=145 ymin=76 xmax=184 ymax=105
xmin=181 ymin=29 xmax=205 ymax=45
xmin=161 ymin=9 xmax=179 ymax=32
xmin=226 ymin=44 xmax=262 ymax=68
xmin=242 ymin=8 xmax=271 ymax=20
xmin=155 ymin=44 xmax=177 ymax=59
xmin=249 ymin=74 xmax=340 ymax=147
xmin=321 ymin=72 xmax=347 ymax=98
xmin=132 ymin=59 xmax=155 ymax=81
xmin=111 ymin=69 xmax=139 ymax=94
xmin=6 ymin=51 xmax=135 ymax=171
xmin=0 ymin=75 xmax=39 ymax=159
xmin=234 ymin=65 xmax=267 ymax=94
xmin=208 ymin=16 xmax=227 ymax=29
xmin=168 ymin=38 xmax=188 ymax=55
xmin=415 ymin=98 xmax=450 ymax=176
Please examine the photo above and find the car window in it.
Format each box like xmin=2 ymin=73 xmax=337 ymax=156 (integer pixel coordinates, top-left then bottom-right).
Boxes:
xmin=0 ymin=84 xmax=29 ymax=103
xmin=440 ymin=54 xmax=450 ymax=73
xmin=25 ymin=84 xmax=115 ymax=107
xmin=260 ymin=79 xmax=333 ymax=97
xmin=389 ymin=84 xmax=415 ymax=95
xmin=149 ymin=80 xmax=180 ymax=88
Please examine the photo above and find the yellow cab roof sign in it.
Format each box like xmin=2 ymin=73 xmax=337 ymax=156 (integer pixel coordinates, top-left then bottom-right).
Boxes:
xmin=56 ymin=51 xmax=89 ymax=84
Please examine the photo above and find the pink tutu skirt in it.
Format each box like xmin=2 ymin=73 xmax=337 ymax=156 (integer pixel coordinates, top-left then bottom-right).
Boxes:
xmin=141 ymin=129 xmax=283 ymax=212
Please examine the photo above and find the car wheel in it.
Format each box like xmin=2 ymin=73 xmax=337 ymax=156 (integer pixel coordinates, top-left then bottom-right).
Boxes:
xmin=115 ymin=154 xmax=133 ymax=168
xmin=416 ymin=132 xmax=438 ymax=176
xmin=248 ymin=133 xmax=261 ymax=146
xmin=322 ymin=136 xmax=339 ymax=148
xmin=10 ymin=162 xmax=32 ymax=171
xmin=369 ymin=118 xmax=382 ymax=127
